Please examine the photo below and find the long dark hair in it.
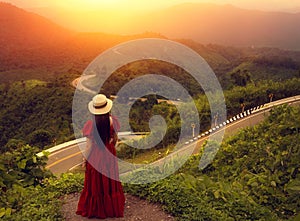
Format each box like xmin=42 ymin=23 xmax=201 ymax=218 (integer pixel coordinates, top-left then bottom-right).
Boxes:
xmin=92 ymin=113 xmax=110 ymax=147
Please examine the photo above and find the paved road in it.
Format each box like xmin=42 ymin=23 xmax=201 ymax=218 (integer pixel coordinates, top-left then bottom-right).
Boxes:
xmin=73 ymin=77 xmax=182 ymax=105
xmin=46 ymin=145 xmax=84 ymax=175
xmin=46 ymin=95 xmax=300 ymax=175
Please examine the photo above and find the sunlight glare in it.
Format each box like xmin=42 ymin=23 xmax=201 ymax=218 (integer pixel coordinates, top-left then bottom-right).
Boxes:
xmin=56 ymin=0 xmax=125 ymax=11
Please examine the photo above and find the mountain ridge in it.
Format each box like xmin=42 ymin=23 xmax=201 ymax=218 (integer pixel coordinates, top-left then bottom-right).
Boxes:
xmin=2 ymin=2 xmax=300 ymax=50
xmin=0 ymin=2 xmax=73 ymax=50
xmin=18 ymin=2 xmax=300 ymax=50
xmin=139 ymin=3 xmax=300 ymax=50
xmin=1 ymin=2 xmax=300 ymax=86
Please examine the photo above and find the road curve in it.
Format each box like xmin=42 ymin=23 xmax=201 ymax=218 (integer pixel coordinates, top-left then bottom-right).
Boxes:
xmin=44 ymin=95 xmax=300 ymax=175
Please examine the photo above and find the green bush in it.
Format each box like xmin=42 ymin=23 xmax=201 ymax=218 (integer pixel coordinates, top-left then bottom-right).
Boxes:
xmin=124 ymin=105 xmax=300 ymax=220
xmin=124 ymin=173 xmax=275 ymax=220
xmin=0 ymin=140 xmax=84 ymax=220
xmin=28 ymin=129 xmax=54 ymax=149
xmin=0 ymin=79 xmax=74 ymax=149
xmin=0 ymin=173 xmax=84 ymax=220
xmin=209 ymin=105 xmax=300 ymax=219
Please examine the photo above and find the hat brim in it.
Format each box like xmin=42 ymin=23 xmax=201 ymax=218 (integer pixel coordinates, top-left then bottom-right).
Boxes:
xmin=88 ymin=98 xmax=112 ymax=115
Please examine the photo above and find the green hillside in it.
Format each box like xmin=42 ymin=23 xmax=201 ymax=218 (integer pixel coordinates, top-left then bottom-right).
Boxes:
xmin=124 ymin=105 xmax=300 ymax=220
xmin=221 ymin=55 xmax=300 ymax=89
xmin=1 ymin=104 xmax=299 ymax=220
xmin=0 ymin=74 xmax=76 ymax=151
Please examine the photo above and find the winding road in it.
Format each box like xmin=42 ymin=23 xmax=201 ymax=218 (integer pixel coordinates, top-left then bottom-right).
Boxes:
xmin=43 ymin=95 xmax=300 ymax=175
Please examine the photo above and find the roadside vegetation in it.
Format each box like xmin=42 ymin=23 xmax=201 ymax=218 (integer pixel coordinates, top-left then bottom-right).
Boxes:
xmin=116 ymin=77 xmax=300 ymax=161
xmin=0 ymin=73 xmax=78 ymax=150
xmin=1 ymin=105 xmax=299 ymax=220
xmin=123 ymin=105 xmax=300 ymax=220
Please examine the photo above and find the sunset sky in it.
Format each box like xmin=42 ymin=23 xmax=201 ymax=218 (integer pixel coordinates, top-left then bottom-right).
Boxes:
xmin=4 ymin=0 xmax=300 ymax=12
xmin=3 ymin=0 xmax=300 ymax=34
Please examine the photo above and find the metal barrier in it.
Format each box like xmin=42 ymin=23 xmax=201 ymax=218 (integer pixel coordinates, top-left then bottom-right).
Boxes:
xmin=182 ymin=95 xmax=300 ymax=145
xmin=40 ymin=95 xmax=300 ymax=153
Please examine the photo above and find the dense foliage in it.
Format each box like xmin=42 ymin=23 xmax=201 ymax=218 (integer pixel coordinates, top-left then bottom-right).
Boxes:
xmin=100 ymin=56 xmax=300 ymax=98
xmin=0 ymin=75 xmax=76 ymax=151
xmin=224 ymin=77 xmax=300 ymax=116
xmin=117 ymin=78 xmax=300 ymax=161
xmin=123 ymin=105 xmax=300 ymax=220
xmin=1 ymin=105 xmax=298 ymax=220
xmin=0 ymin=139 xmax=84 ymax=220
xmin=210 ymin=105 xmax=300 ymax=218
xmin=101 ymin=60 xmax=205 ymax=98
xmin=0 ymin=171 xmax=84 ymax=220
xmin=0 ymin=144 xmax=51 ymax=219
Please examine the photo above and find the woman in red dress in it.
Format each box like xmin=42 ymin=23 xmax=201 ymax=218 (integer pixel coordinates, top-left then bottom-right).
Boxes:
xmin=76 ymin=94 xmax=125 ymax=219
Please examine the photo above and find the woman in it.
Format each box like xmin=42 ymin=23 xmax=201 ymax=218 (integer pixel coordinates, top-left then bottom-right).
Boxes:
xmin=76 ymin=94 xmax=125 ymax=219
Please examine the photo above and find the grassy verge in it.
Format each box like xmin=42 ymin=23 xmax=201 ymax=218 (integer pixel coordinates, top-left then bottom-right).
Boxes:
xmin=123 ymin=105 xmax=300 ymax=220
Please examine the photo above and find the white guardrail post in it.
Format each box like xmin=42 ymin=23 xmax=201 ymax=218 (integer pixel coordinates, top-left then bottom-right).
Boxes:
xmin=39 ymin=95 xmax=300 ymax=154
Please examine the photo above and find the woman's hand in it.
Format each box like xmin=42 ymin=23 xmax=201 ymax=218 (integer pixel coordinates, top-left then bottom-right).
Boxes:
xmin=82 ymin=157 xmax=87 ymax=168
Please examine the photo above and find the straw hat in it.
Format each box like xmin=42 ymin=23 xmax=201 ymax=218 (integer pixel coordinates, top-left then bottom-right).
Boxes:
xmin=88 ymin=94 xmax=112 ymax=115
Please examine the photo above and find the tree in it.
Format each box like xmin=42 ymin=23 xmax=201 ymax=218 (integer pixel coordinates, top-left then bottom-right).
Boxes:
xmin=28 ymin=129 xmax=53 ymax=149
xmin=230 ymin=69 xmax=251 ymax=86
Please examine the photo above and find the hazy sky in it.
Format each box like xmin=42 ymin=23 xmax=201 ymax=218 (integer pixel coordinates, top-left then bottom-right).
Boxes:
xmin=4 ymin=0 xmax=300 ymax=12
xmin=3 ymin=0 xmax=300 ymax=33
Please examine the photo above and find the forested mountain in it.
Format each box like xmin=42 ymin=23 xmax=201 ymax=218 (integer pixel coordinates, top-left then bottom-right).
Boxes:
xmin=1 ymin=2 xmax=300 ymax=86
xmin=0 ymin=3 xmax=166 ymax=83
xmin=29 ymin=3 xmax=300 ymax=50
xmin=0 ymin=3 xmax=72 ymax=49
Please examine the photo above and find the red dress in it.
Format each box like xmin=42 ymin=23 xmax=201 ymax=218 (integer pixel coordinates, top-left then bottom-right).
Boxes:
xmin=76 ymin=117 xmax=125 ymax=219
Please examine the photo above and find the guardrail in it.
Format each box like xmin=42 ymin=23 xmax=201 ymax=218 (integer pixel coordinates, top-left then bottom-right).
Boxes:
xmin=183 ymin=95 xmax=300 ymax=145
xmin=37 ymin=132 xmax=148 ymax=157
xmin=39 ymin=95 xmax=300 ymax=157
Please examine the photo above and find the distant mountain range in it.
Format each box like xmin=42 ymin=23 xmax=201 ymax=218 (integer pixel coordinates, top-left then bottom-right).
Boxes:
xmin=137 ymin=3 xmax=300 ymax=50
xmin=0 ymin=2 xmax=72 ymax=50
xmin=0 ymin=2 xmax=299 ymax=85
xmin=0 ymin=3 xmax=167 ymax=82
xmin=25 ymin=2 xmax=300 ymax=50
xmin=2 ymin=2 xmax=300 ymax=50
